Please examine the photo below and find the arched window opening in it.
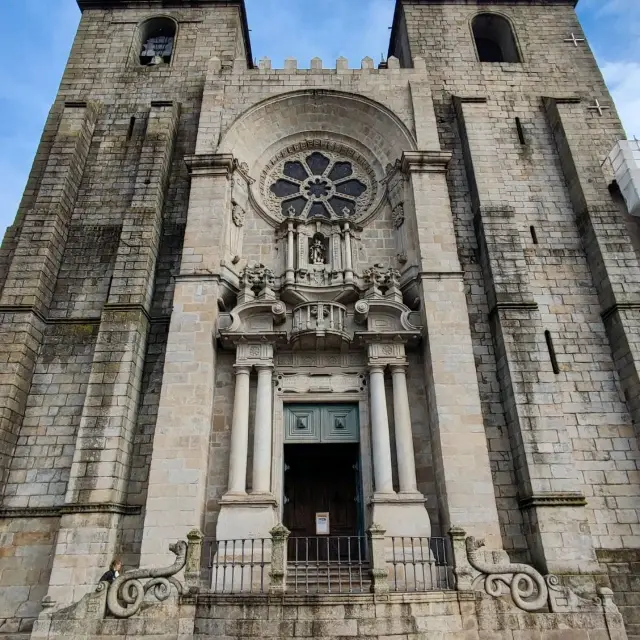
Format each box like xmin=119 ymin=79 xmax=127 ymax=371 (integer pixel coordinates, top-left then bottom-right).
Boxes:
xmin=472 ymin=14 xmax=520 ymax=63
xmin=138 ymin=17 xmax=176 ymax=66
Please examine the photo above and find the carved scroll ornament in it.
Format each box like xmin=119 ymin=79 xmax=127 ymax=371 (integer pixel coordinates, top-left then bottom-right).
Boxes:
xmin=466 ymin=537 xmax=548 ymax=612
xmin=103 ymin=540 xmax=187 ymax=618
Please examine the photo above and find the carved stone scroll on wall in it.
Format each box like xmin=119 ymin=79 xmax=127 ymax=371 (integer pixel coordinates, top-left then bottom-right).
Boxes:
xmin=450 ymin=533 xmax=622 ymax=616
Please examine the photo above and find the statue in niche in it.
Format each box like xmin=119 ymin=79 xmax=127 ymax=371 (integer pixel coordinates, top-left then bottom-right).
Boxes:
xmin=310 ymin=237 xmax=326 ymax=265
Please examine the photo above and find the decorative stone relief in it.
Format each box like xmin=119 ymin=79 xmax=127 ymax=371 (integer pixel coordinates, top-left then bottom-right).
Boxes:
xmin=276 ymin=372 xmax=366 ymax=394
xmin=229 ymin=169 xmax=251 ymax=261
xmin=275 ymin=352 xmax=366 ymax=368
xmin=392 ymin=204 xmax=405 ymax=228
xmin=232 ymin=204 xmax=246 ymax=228
xmin=239 ymin=263 xmax=276 ymax=301
xmin=392 ymin=204 xmax=408 ymax=264
xmin=237 ymin=342 xmax=274 ymax=366
xmin=363 ymin=264 xmax=401 ymax=299
xmin=367 ymin=342 xmax=407 ymax=366
xmin=385 ymin=161 xmax=409 ymax=266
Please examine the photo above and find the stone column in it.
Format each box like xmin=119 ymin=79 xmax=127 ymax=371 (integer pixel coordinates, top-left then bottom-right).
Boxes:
xmin=390 ymin=364 xmax=418 ymax=494
xmin=285 ymin=222 xmax=295 ymax=285
xmin=367 ymin=343 xmax=432 ymax=538
xmin=228 ymin=365 xmax=251 ymax=495
xmin=368 ymin=365 xmax=394 ymax=495
xmin=252 ymin=364 xmax=274 ymax=494
xmin=215 ymin=343 xmax=277 ymax=542
xmin=343 ymin=222 xmax=354 ymax=285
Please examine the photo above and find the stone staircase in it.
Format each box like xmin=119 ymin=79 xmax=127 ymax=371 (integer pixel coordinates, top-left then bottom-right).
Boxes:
xmin=286 ymin=562 xmax=372 ymax=594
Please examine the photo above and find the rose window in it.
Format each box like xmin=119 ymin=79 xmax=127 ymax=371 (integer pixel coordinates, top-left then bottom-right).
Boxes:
xmin=267 ymin=151 xmax=371 ymax=219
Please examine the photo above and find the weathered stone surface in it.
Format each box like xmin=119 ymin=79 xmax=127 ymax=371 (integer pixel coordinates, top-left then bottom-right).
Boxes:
xmin=0 ymin=0 xmax=638 ymax=638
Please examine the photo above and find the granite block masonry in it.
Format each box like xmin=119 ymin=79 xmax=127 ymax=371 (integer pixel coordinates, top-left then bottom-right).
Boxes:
xmin=1 ymin=0 xmax=640 ymax=638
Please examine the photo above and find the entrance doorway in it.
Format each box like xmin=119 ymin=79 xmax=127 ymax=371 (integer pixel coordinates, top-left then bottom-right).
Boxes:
xmin=283 ymin=443 xmax=364 ymax=561
xmin=282 ymin=403 xmax=364 ymax=563
xmin=283 ymin=443 xmax=360 ymax=538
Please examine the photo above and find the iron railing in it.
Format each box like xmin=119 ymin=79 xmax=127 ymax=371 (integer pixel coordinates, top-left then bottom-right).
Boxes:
xmin=206 ymin=538 xmax=271 ymax=594
xmin=388 ymin=536 xmax=451 ymax=592
xmin=288 ymin=536 xmax=369 ymax=594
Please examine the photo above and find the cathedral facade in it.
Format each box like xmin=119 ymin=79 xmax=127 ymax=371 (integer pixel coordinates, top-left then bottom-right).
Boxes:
xmin=1 ymin=1 xmax=640 ymax=638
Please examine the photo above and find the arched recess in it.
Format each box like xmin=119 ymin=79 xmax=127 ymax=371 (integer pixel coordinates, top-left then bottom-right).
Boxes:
xmin=472 ymin=13 xmax=521 ymax=63
xmin=218 ymin=90 xmax=418 ymax=225
xmin=134 ymin=15 xmax=178 ymax=66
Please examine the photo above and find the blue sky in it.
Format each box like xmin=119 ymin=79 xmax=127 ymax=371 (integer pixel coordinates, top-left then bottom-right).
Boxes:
xmin=0 ymin=0 xmax=638 ymax=236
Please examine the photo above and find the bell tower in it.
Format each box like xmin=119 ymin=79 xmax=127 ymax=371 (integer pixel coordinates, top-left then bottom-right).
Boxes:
xmin=392 ymin=0 xmax=640 ymax=577
xmin=0 ymin=0 xmax=252 ymax=619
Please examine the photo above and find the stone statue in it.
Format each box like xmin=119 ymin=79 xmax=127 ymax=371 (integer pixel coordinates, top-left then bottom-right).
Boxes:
xmin=310 ymin=238 xmax=326 ymax=265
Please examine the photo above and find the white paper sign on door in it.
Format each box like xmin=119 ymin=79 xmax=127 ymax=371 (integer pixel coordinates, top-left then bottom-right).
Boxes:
xmin=315 ymin=512 xmax=330 ymax=535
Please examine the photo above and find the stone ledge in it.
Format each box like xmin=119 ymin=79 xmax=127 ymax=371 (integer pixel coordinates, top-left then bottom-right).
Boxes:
xmin=193 ymin=589 xmax=467 ymax=606
xmin=519 ymin=492 xmax=587 ymax=509
xmin=0 ymin=503 xmax=142 ymax=519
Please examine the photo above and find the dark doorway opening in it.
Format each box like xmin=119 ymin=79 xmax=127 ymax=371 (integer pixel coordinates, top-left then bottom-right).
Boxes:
xmin=283 ymin=443 xmax=364 ymax=561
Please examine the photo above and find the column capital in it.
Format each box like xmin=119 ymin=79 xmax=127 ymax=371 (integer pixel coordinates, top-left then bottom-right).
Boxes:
xmin=367 ymin=342 xmax=407 ymax=367
xmin=389 ymin=363 xmax=409 ymax=373
xmin=236 ymin=342 xmax=274 ymax=367
xmin=233 ymin=364 xmax=252 ymax=375
xmin=254 ymin=362 xmax=274 ymax=372
xmin=368 ymin=364 xmax=387 ymax=375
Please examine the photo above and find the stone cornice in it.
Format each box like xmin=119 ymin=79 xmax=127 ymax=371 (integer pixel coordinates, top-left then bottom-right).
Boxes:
xmin=0 ymin=304 xmax=171 ymax=327
xmin=103 ymin=302 xmax=152 ymax=323
xmin=0 ymin=503 xmax=142 ymax=519
xmin=401 ymin=150 xmax=452 ymax=174
xmin=601 ymin=301 xmax=640 ymax=322
xmin=488 ymin=301 xmax=539 ymax=319
xmin=519 ymin=492 xmax=587 ymax=509
xmin=184 ymin=153 xmax=235 ymax=177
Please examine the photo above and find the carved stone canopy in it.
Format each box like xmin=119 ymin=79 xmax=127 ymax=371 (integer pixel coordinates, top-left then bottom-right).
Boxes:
xmin=218 ymin=294 xmax=422 ymax=352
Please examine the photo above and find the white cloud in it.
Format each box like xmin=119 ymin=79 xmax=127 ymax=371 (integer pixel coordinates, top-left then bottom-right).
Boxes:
xmin=602 ymin=61 xmax=640 ymax=139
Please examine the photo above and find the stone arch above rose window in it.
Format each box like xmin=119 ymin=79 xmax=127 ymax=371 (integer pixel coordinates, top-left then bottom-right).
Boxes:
xmin=217 ymin=90 xmax=417 ymax=227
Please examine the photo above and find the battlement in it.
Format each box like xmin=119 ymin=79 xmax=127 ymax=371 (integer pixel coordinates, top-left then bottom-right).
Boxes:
xmin=211 ymin=55 xmax=427 ymax=75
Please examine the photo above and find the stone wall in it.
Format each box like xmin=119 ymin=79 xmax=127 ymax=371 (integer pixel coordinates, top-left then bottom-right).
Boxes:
xmin=599 ymin=549 xmax=640 ymax=640
xmin=31 ymin=590 xmax=627 ymax=640
xmin=0 ymin=0 xmax=249 ymax=622
xmin=394 ymin=0 xmax=640 ymax=563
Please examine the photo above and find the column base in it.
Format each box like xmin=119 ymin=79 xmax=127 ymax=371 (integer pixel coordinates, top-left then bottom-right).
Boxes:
xmin=216 ymin=493 xmax=278 ymax=541
xmin=370 ymin=492 xmax=432 ymax=538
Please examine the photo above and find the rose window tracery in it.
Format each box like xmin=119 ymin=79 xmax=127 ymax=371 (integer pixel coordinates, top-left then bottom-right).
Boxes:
xmin=263 ymin=146 xmax=375 ymax=221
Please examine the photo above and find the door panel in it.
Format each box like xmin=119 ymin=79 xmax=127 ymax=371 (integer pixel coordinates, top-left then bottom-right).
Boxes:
xmin=322 ymin=405 xmax=359 ymax=442
xmin=285 ymin=405 xmax=321 ymax=443
xmin=284 ymin=404 xmax=359 ymax=443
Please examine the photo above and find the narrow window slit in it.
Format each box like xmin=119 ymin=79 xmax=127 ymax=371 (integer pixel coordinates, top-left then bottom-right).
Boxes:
xmin=545 ymin=330 xmax=560 ymax=374
xmin=516 ymin=117 xmax=526 ymax=145
xmin=127 ymin=116 xmax=136 ymax=140
xmin=530 ymin=225 xmax=538 ymax=245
